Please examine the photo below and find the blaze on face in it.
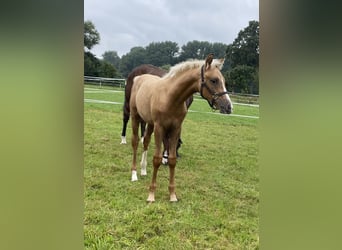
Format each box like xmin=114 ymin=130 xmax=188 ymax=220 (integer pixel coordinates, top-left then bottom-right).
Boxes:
xmin=201 ymin=57 xmax=233 ymax=114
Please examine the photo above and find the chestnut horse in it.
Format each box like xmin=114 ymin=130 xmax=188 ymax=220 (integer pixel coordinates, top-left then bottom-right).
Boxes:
xmin=121 ymin=64 xmax=193 ymax=163
xmin=130 ymin=54 xmax=233 ymax=202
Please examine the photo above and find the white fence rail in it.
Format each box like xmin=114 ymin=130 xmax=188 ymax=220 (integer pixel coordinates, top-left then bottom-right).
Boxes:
xmin=84 ymin=76 xmax=126 ymax=88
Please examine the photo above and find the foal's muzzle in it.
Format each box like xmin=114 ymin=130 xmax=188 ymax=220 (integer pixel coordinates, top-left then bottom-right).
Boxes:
xmin=213 ymin=96 xmax=232 ymax=114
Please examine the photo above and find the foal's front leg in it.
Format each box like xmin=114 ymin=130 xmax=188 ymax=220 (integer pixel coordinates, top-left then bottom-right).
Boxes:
xmin=147 ymin=124 xmax=163 ymax=202
xmin=168 ymin=130 xmax=180 ymax=202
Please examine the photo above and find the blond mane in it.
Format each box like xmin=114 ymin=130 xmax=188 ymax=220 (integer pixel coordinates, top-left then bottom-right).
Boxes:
xmin=163 ymin=59 xmax=224 ymax=79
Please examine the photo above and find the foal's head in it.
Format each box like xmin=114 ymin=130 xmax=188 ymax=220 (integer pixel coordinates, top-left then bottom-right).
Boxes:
xmin=200 ymin=54 xmax=233 ymax=114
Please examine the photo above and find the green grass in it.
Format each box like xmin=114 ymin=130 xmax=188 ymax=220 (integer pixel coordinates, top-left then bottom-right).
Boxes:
xmin=84 ymin=86 xmax=259 ymax=249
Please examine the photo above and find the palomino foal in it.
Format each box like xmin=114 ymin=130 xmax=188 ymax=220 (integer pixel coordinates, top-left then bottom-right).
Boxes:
xmin=130 ymin=54 xmax=232 ymax=202
xmin=122 ymin=64 xmax=193 ymax=166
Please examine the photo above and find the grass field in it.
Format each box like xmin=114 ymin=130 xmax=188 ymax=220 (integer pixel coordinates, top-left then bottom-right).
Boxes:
xmin=84 ymin=86 xmax=259 ymax=249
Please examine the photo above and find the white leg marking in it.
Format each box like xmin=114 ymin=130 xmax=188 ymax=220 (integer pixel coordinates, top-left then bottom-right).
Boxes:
xmin=141 ymin=136 xmax=144 ymax=144
xmin=131 ymin=170 xmax=138 ymax=181
xmin=120 ymin=136 xmax=127 ymax=144
xmin=162 ymin=150 xmax=168 ymax=165
xmin=140 ymin=150 xmax=147 ymax=176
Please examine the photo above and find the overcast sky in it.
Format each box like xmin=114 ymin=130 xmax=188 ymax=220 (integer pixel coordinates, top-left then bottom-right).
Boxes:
xmin=84 ymin=0 xmax=259 ymax=58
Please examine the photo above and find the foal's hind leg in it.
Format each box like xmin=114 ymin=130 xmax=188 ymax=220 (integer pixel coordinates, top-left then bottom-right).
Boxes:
xmin=140 ymin=124 xmax=153 ymax=176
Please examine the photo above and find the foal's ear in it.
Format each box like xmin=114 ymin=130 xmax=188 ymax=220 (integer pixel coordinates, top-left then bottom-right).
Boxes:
xmin=205 ymin=53 xmax=214 ymax=70
xmin=216 ymin=58 xmax=225 ymax=70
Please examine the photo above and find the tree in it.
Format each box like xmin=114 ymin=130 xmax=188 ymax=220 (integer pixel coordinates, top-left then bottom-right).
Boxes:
xmin=224 ymin=20 xmax=259 ymax=94
xmin=102 ymin=51 xmax=121 ymax=69
xmin=84 ymin=20 xmax=100 ymax=50
xmin=83 ymin=22 xmax=121 ymax=78
xmin=84 ymin=51 xmax=101 ymax=76
xmin=178 ymin=41 xmax=228 ymax=64
xmin=115 ymin=40 xmax=229 ymax=78
xmin=211 ymin=42 xmax=228 ymax=58
xmin=226 ymin=20 xmax=259 ymax=68
xmin=84 ymin=51 xmax=120 ymax=78
xmin=178 ymin=41 xmax=211 ymax=61
xmin=145 ymin=41 xmax=179 ymax=66
xmin=119 ymin=47 xmax=148 ymax=77
xmin=227 ymin=65 xmax=257 ymax=94
xmin=99 ymin=61 xmax=118 ymax=78
xmin=119 ymin=42 xmax=179 ymax=76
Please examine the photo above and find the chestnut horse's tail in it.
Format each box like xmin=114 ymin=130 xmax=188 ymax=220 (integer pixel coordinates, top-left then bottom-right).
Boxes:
xmin=120 ymin=73 xmax=134 ymax=144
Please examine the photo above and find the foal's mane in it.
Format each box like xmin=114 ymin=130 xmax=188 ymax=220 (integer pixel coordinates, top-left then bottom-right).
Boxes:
xmin=162 ymin=60 xmax=203 ymax=79
xmin=162 ymin=59 xmax=224 ymax=79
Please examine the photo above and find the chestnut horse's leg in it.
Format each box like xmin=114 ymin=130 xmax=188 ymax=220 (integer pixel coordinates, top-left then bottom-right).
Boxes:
xmin=147 ymin=123 xmax=163 ymax=202
xmin=161 ymin=137 xmax=169 ymax=165
xmin=131 ymin=114 xmax=140 ymax=182
xmin=121 ymin=102 xmax=130 ymax=144
xmin=121 ymin=118 xmax=128 ymax=144
xmin=140 ymin=123 xmax=154 ymax=176
xmin=140 ymin=121 xmax=146 ymax=144
xmin=167 ymin=128 xmax=181 ymax=202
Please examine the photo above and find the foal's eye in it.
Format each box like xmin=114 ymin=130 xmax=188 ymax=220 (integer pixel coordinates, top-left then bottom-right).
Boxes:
xmin=210 ymin=79 xmax=218 ymax=84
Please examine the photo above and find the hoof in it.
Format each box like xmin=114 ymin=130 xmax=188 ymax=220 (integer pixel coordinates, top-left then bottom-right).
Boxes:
xmin=141 ymin=169 xmax=147 ymax=176
xmin=131 ymin=171 xmax=138 ymax=181
xmin=120 ymin=136 xmax=127 ymax=144
xmin=170 ymin=194 xmax=178 ymax=202
xmin=147 ymin=193 xmax=155 ymax=202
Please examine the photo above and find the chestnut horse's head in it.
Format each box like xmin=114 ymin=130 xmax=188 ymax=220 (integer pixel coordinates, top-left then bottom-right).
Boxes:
xmin=200 ymin=54 xmax=233 ymax=114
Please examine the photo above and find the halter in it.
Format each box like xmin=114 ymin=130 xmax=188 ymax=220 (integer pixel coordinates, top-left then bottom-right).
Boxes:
xmin=199 ymin=65 xmax=228 ymax=109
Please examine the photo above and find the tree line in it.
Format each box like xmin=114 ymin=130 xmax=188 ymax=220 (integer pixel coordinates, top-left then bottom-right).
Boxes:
xmin=84 ymin=20 xmax=259 ymax=94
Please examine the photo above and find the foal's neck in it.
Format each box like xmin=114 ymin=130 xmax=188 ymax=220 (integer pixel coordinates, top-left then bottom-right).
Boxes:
xmin=167 ymin=68 xmax=200 ymax=106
